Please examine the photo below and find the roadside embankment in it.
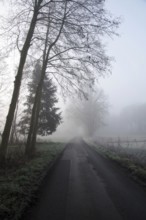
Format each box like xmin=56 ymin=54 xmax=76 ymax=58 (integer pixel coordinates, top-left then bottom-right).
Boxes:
xmin=0 ymin=142 xmax=65 ymax=220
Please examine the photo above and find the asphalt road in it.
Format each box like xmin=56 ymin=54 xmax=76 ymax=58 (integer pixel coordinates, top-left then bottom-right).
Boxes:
xmin=22 ymin=139 xmax=146 ymax=220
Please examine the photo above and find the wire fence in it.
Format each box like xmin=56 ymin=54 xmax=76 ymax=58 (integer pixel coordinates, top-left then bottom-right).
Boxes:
xmin=96 ymin=137 xmax=146 ymax=149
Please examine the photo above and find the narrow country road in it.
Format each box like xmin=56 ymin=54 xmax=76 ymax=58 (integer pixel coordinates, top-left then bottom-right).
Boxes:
xmin=22 ymin=139 xmax=146 ymax=220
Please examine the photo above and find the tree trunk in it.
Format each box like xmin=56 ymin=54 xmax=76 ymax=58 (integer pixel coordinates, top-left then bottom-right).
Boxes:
xmin=9 ymin=101 xmax=19 ymax=145
xmin=0 ymin=7 xmax=39 ymax=164
xmin=9 ymin=121 xmax=15 ymax=145
xmin=25 ymin=68 xmax=46 ymax=157
xmin=25 ymin=96 xmax=40 ymax=157
xmin=29 ymin=98 xmax=41 ymax=156
xmin=25 ymin=0 xmax=66 ymax=157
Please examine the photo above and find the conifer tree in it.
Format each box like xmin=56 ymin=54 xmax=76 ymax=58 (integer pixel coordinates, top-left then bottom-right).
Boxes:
xmin=18 ymin=61 xmax=61 ymax=137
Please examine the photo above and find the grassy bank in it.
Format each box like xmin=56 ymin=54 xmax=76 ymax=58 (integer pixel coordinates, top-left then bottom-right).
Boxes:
xmin=0 ymin=142 xmax=65 ymax=220
xmin=91 ymin=143 xmax=146 ymax=186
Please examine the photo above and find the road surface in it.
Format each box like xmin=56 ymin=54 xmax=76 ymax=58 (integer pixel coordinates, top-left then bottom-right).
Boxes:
xmin=22 ymin=139 xmax=146 ymax=220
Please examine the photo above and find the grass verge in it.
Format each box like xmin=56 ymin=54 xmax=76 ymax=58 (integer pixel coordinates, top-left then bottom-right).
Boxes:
xmin=91 ymin=144 xmax=146 ymax=186
xmin=0 ymin=142 xmax=65 ymax=220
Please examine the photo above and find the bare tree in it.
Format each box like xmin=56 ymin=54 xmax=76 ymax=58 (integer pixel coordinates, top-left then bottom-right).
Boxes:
xmin=23 ymin=0 xmax=119 ymax=156
xmin=9 ymin=101 xmax=19 ymax=145
xmin=23 ymin=0 xmax=119 ymax=157
xmin=25 ymin=1 xmax=68 ymax=156
xmin=0 ymin=0 xmax=54 ymax=164
xmin=0 ymin=0 xmax=119 ymax=160
xmin=66 ymin=87 xmax=108 ymax=138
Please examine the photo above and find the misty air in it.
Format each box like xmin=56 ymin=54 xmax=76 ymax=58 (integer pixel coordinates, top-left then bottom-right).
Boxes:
xmin=0 ymin=1 xmax=146 ymax=220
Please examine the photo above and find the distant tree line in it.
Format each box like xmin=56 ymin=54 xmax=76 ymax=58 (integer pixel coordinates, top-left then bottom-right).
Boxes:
xmin=100 ymin=104 xmax=146 ymax=136
xmin=119 ymin=104 xmax=146 ymax=134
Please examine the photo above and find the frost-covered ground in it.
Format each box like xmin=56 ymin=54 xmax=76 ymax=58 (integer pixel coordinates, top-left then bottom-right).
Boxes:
xmin=85 ymin=137 xmax=146 ymax=184
xmin=86 ymin=136 xmax=146 ymax=168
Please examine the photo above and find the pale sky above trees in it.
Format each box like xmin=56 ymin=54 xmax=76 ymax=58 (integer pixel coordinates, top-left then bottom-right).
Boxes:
xmin=99 ymin=0 xmax=146 ymax=113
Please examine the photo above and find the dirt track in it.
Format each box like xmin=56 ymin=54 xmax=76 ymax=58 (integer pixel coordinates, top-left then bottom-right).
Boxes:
xmin=22 ymin=139 xmax=146 ymax=220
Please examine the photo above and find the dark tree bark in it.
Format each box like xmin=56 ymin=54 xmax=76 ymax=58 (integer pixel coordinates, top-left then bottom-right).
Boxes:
xmin=9 ymin=102 xmax=19 ymax=145
xmin=24 ymin=0 xmax=119 ymax=157
xmin=25 ymin=66 xmax=46 ymax=157
xmin=0 ymin=1 xmax=43 ymax=164
xmin=29 ymin=91 xmax=42 ymax=155
xmin=25 ymin=0 xmax=67 ymax=157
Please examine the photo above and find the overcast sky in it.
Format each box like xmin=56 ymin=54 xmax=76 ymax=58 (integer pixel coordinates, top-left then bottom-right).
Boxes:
xmin=99 ymin=0 xmax=146 ymax=114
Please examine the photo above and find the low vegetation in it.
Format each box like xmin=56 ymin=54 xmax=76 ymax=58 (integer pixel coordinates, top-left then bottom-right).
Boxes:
xmin=0 ymin=142 xmax=65 ymax=220
xmin=92 ymin=142 xmax=146 ymax=186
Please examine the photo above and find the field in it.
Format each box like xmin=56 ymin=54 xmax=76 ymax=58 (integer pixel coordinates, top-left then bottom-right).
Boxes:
xmin=90 ymin=137 xmax=146 ymax=185
xmin=0 ymin=142 xmax=65 ymax=220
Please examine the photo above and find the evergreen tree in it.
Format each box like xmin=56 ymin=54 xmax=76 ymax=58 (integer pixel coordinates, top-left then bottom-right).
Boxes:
xmin=19 ymin=61 xmax=61 ymax=137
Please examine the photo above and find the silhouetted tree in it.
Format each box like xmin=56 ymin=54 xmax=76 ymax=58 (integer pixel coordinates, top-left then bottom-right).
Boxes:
xmin=0 ymin=0 xmax=119 ymax=161
xmin=0 ymin=0 xmax=53 ymax=163
xmin=67 ymin=87 xmax=108 ymax=137
xmin=25 ymin=0 xmax=119 ymax=157
xmin=18 ymin=61 xmax=61 ymax=139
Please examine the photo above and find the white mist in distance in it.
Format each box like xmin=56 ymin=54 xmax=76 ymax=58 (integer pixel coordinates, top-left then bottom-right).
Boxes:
xmin=51 ymin=0 xmax=146 ymax=141
xmin=0 ymin=1 xmax=146 ymax=142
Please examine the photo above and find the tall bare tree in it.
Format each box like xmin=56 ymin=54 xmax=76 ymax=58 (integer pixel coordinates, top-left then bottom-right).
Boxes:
xmin=0 ymin=0 xmax=54 ymax=164
xmin=24 ymin=0 xmax=119 ymax=156
xmin=0 ymin=0 xmax=119 ymax=160
xmin=25 ymin=1 xmax=68 ymax=156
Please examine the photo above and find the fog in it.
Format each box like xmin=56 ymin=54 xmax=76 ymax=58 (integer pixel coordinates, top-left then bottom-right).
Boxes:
xmin=51 ymin=0 xmax=146 ymax=141
xmin=100 ymin=0 xmax=146 ymax=114
xmin=50 ymin=87 xmax=108 ymax=141
xmin=0 ymin=0 xmax=146 ymax=142
xmin=1 ymin=2 xmax=146 ymax=218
